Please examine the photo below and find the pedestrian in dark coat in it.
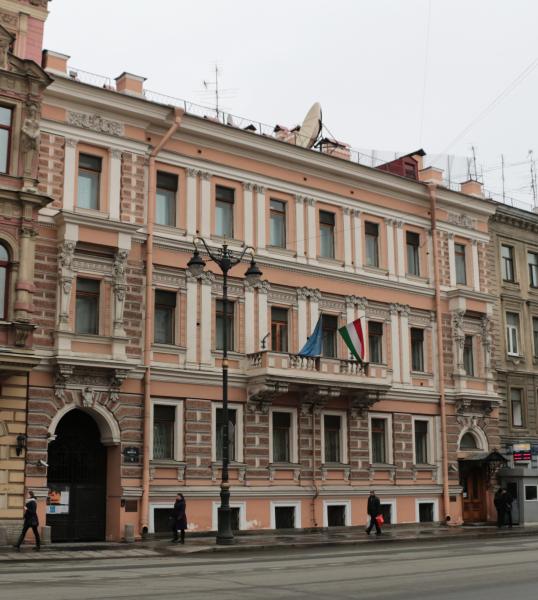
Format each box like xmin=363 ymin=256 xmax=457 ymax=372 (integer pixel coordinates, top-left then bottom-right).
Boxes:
xmin=365 ymin=490 xmax=382 ymax=535
xmin=171 ymin=493 xmax=187 ymax=544
xmin=494 ymin=488 xmax=505 ymax=528
xmin=14 ymin=491 xmax=40 ymax=551
xmin=502 ymin=489 xmax=513 ymax=528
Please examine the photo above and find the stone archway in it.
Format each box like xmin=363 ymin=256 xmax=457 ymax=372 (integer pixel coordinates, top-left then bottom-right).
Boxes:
xmin=46 ymin=409 xmax=110 ymax=542
xmin=48 ymin=402 xmax=121 ymax=446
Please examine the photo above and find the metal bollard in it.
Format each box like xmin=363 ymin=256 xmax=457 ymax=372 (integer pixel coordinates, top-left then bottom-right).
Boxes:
xmin=41 ymin=525 xmax=51 ymax=545
xmin=124 ymin=524 xmax=135 ymax=543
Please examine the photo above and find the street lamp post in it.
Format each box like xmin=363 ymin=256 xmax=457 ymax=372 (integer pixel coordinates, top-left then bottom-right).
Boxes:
xmin=187 ymin=238 xmax=262 ymax=545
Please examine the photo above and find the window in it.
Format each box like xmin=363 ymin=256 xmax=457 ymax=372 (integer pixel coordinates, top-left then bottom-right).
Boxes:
xmin=454 ymin=243 xmax=467 ymax=285
xmin=0 ymin=106 xmax=12 ymax=173
xmin=216 ymin=407 xmax=237 ymax=461
xmin=0 ymin=243 xmax=9 ymax=320
xmin=156 ymin=172 xmax=178 ymax=226
xmin=274 ymin=506 xmax=295 ymax=529
xmin=406 ymin=231 xmax=420 ymax=276
xmin=525 ymin=485 xmax=538 ymax=501
xmin=154 ymin=290 xmax=176 ymax=345
xmin=463 ymin=335 xmax=474 ymax=376
xmin=271 ymin=307 xmax=288 ymax=353
xmin=533 ymin=317 xmax=538 ymax=358
xmin=272 ymin=411 xmax=291 ymax=463
xmin=322 ymin=315 xmax=338 ymax=358
xmin=319 ymin=210 xmax=335 ymax=258
xmin=371 ymin=418 xmax=387 ymax=464
xmin=459 ymin=432 xmax=477 ymax=450
xmin=414 ymin=420 xmax=429 ymax=464
xmin=216 ymin=299 xmax=234 ymax=351
xmin=418 ymin=502 xmax=435 ymax=523
xmin=501 ymin=245 xmax=515 ymax=282
xmin=326 ymin=505 xmax=347 ymax=527
xmin=506 ymin=312 xmax=520 ymax=356
xmin=153 ymin=405 xmax=175 ymax=460
xmin=365 ymin=222 xmax=379 ymax=267
xmin=77 ymin=153 xmax=102 ymax=210
xmin=368 ymin=321 xmax=383 ymax=364
xmin=75 ymin=278 xmax=100 ymax=335
xmin=215 ymin=185 xmax=234 ymax=237
xmin=511 ymin=388 xmax=523 ymax=428
xmin=323 ymin=414 xmax=342 ymax=463
xmin=529 ymin=252 xmax=538 ymax=288
xmin=411 ymin=328 xmax=424 ymax=372
xmin=269 ymin=199 xmax=286 ymax=248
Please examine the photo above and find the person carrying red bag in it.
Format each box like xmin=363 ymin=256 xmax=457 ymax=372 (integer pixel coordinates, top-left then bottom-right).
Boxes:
xmin=365 ymin=490 xmax=383 ymax=536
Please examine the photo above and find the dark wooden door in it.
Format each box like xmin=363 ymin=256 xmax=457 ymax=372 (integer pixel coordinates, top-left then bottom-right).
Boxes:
xmin=47 ymin=410 xmax=107 ymax=542
xmin=461 ymin=463 xmax=487 ymax=522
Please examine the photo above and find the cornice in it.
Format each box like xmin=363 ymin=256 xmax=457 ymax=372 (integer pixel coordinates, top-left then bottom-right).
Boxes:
xmin=54 ymin=210 xmax=142 ymax=235
xmin=492 ymin=207 xmax=538 ymax=233
xmin=44 ymin=77 xmax=494 ymax=226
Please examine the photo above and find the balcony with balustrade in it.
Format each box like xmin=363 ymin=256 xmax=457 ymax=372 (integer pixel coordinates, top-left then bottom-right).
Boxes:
xmin=244 ymin=350 xmax=392 ymax=408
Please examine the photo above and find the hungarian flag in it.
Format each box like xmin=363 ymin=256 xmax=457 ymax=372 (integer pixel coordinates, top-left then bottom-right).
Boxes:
xmin=338 ymin=318 xmax=365 ymax=362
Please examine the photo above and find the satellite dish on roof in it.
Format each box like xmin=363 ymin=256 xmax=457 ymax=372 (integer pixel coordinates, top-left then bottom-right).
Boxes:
xmin=296 ymin=102 xmax=322 ymax=148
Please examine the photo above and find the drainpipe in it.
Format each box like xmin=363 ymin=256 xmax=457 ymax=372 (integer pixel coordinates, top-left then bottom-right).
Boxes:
xmin=428 ymin=183 xmax=451 ymax=522
xmin=310 ymin=404 xmax=319 ymax=528
xmin=140 ymin=107 xmax=184 ymax=535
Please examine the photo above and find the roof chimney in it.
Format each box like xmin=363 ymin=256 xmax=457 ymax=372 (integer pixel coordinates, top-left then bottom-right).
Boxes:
xmin=42 ymin=50 xmax=69 ymax=75
xmin=115 ymin=72 xmax=146 ymax=97
xmin=460 ymin=179 xmax=484 ymax=198
xmin=418 ymin=166 xmax=443 ymax=184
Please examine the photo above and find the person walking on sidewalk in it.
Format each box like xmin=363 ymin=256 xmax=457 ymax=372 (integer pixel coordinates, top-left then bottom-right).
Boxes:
xmin=365 ymin=490 xmax=382 ymax=536
xmin=171 ymin=493 xmax=187 ymax=544
xmin=14 ymin=490 xmax=40 ymax=551
xmin=494 ymin=488 xmax=505 ymax=528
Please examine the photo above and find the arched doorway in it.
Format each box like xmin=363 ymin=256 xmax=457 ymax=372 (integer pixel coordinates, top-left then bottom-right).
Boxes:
xmin=458 ymin=429 xmax=488 ymax=523
xmin=47 ymin=409 xmax=107 ymax=542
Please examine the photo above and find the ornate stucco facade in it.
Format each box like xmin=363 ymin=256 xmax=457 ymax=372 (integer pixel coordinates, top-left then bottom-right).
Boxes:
xmin=0 ymin=0 xmax=506 ymax=543
xmin=491 ymin=205 xmax=538 ymax=524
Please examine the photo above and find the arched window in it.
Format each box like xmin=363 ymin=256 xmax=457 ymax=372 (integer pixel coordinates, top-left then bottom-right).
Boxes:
xmin=460 ymin=432 xmax=478 ymax=450
xmin=0 ymin=243 xmax=9 ymax=320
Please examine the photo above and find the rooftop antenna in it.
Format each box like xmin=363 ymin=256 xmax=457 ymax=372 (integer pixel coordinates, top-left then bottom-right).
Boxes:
xmin=501 ymin=154 xmax=506 ymax=202
xmin=471 ymin=145 xmax=478 ymax=180
xmin=530 ymin=150 xmax=537 ymax=208
xmin=295 ymin=102 xmax=322 ymax=148
xmin=203 ymin=64 xmax=221 ymax=121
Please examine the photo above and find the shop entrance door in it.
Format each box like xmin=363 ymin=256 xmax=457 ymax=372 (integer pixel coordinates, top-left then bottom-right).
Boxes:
xmin=47 ymin=409 xmax=107 ymax=542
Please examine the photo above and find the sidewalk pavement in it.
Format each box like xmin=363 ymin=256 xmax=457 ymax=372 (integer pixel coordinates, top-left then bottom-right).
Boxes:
xmin=1 ymin=524 xmax=537 ymax=563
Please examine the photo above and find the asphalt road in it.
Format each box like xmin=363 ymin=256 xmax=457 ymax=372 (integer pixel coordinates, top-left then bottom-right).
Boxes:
xmin=1 ymin=536 xmax=538 ymax=600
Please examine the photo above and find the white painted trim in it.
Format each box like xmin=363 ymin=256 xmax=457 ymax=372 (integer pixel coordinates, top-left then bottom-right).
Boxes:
xmin=270 ymin=500 xmax=302 ymax=529
xmin=244 ymin=287 xmax=255 ymax=355
xmin=320 ymin=410 xmax=348 ymax=464
xmin=400 ymin=314 xmax=411 ymax=383
xmin=411 ymin=415 xmax=435 ymax=465
xmin=185 ymin=169 xmax=197 ymax=236
xmin=200 ymin=280 xmax=212 ymax=365
xmin=211 ymin=402 xmax=244 ymax=463
xmin=257 ymin=289 xmax=268 ymax=352
xmin=457 ymin=426 xmax=488 ymax=452
xmin=108 ymin=148 xmax=121 ymax=220
xmin=322 ymin=499 xmax=351 ymax=527
xmin=390 ymin=311 xmax=401 ymax=382
xmin=379 ymin=498 xmax=398 ymax=525
xmin=386 ymin=219 xmax=395 ymax=276
xmin=185 ymin=276 xmax=197 ymax=364
xmin=62 ymin=138 xmax=77 ymax=211
xmin=448 ymin=235 xmax=456 ymax=286
xmin=150 ymin=399 xmax=184 ymax=462
xmin=368 ymin=412 xmax=394 ymax=465
xmin=48 ymin=403 xmax=121 ymax=446
xmin=212 ymin=501 xmax=247 ymax=530
xmin=415 ymin=498 xmax=439 ymax=523
xmin=256 ymin=188 xmax=266 ymax=249
xmin=269 ymin=407 xmax=298 ymax=464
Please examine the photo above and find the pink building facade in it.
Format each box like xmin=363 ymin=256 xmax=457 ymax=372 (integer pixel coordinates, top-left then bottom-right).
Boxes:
xmin=0 ymin=0 xmax=503 ymax=542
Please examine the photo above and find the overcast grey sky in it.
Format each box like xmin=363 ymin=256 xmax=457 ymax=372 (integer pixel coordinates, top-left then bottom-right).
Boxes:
xmin=44 ymin=1 xmax=538 ymax=208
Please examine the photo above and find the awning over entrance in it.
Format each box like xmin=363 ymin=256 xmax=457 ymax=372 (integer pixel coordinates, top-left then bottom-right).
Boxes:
xmin=459 ymin=451 xmax=507 ymax=464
